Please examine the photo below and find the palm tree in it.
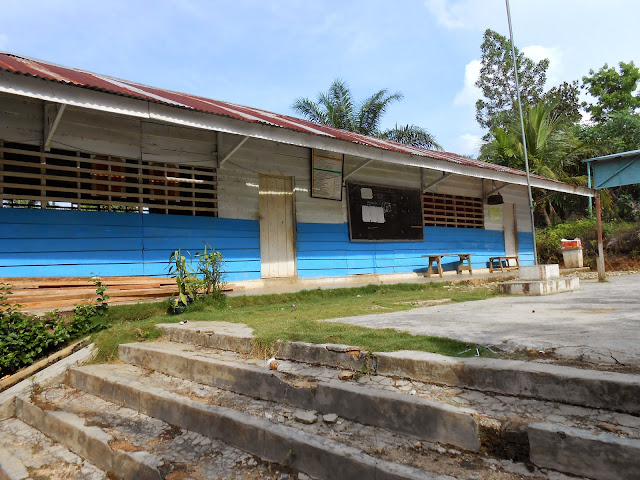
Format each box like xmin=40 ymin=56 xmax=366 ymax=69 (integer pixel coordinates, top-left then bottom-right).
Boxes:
xmin=379 ymin=124 xmax=442 ymax=150
xmin=481 ymin=100 xmax=602 ymax=224
xmin=292 ymin=79 xmax=442 ymax=150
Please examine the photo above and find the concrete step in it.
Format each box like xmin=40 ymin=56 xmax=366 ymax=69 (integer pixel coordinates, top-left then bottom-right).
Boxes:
xmin=119 ymin=341 xmax=640 ymax=475
xmin=529 ymin=422 xmax=640 ymax=480
xmin=68 ymin=363 xmax=458 ymax=480
xmin=155 ymin=322 xmax=640 ymax=480
xmin=14 ymin=385 xmax=291 ymax=480
xmin=14 ymin=394 xmax=163 ymax=480
xmin=119 ymin=341 xmax=481 ymax=452
xmin=67 ymin=362 xmax=570 ymax=480
xmin=0 ymin=417 xmax=108 ymax=480
xmin=158 ymin=321 xmax=640 ymax=415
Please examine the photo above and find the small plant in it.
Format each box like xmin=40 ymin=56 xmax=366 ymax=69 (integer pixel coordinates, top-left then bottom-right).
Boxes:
xmin=168 ymin=297 xmax=186 ymax=314
xmin=167 ymin=245 xmax=226 ymax=314
xmin=195 ymin=243 xmax=226 ymax=295
xmin=167 ymin=248 xmax=197 ymax=313
xmin=68 ymin=277 xmax=110 ymax=336
xmin=93 ymin=276 xmax=110 ymax=315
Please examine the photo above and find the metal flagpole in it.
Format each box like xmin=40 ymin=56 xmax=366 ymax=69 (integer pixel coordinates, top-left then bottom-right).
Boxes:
xmin=505 ymin=0 xmax=538 ymax=265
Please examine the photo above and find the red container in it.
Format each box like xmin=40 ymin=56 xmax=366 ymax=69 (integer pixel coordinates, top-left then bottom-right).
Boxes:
xmin=561 ymin=238 xmax=582 ymax=250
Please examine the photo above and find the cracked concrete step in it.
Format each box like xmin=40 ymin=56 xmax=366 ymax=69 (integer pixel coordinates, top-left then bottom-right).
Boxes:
xmin=158 ymin=321 xmax=640 ymax=415
xmin=373 ymin=350 xmax=640 ymax=415
xmin=0 ymin=417 xmax=108 ymax=480
xmin=70 ymin=365 xmax=567 ymax=480
xmin=14 ymin=385 xmax=290 ymax=480
xmin=133 ymin=340 xmax=640 ymax=480
xmin=15 ymin=394 xmax=163 ymax=480
xmin=529 ymin=422 xmax=640 ymax=480
xmin=119 ymin=341 xmax=481 ymax=452
xmin=121 ymin=341 xmax=640 ymax=443
xmin=68 ymin=363 xmax=455 ymax=480
xmin=157 ymin=320 xmax=255 ymax=353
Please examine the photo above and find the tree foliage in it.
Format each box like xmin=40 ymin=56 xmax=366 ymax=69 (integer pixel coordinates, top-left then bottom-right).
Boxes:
xmin=480 ymin=100 xmax=599 ymax=224
xmin=292 ymin=79 xmax=441 ymax=150
xmin=582 ymin=61 xmax=640 ymax=123
xmin=475 ymin=29 xmax=549 ymax=131
xmin=473 ymin=29 xmax=640 ymax=224
xmin=379 ymin=124 xmax=442 ymax=150
xmin=543 ymin=81 xmax=581 ymax=124
xmin=480 ymin=100 xmax=585 ymax=178
xmin=579 ymin=110 xmax=640 ymax=154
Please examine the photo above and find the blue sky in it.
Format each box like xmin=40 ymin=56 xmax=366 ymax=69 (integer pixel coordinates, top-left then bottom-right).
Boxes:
xmin=2 ymin=0 xmax=639 ymax=157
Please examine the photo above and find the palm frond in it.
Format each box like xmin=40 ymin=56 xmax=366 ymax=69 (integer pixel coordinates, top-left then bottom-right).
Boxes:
xmin=380 ymin=124 xmax=442 ymax=150
xmin=291 ymin=80 xmax=438 ymax=147
xmin=358 ymin=90 xmax=403 ymax=135
xmin=291 ymin=97 xmax=328 ymax=125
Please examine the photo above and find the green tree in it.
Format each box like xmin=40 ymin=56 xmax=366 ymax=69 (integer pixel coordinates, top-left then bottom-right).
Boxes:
xmin=582 ymin=61 xmax=640 ymax=123
xmin=475 ymin=29 xmax=549 ymax=131
xmin=579 ymin=110 xmax=640 ymax=154
xmin=480 ymin=100 xmax=594 ymax=224
xmin=292 ymin=79 xmax=441 ymax=150
xmin=543 ymin=81 xmax=581 ymax=124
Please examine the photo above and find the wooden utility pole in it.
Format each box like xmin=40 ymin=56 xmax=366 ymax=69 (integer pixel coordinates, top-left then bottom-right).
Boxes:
xmin=595 ymin=192 xmax=606 ymax=281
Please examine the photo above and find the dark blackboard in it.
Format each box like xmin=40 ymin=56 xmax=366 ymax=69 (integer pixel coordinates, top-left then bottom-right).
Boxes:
xmin=347 ymin=182 xmax=424 ymax=241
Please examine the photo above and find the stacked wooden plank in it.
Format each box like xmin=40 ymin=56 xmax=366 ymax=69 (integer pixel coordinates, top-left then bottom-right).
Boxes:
xmin=0 ymin=276 xmax=178 ymax=311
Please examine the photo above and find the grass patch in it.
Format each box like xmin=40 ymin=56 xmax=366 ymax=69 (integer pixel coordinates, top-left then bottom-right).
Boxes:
xmin=92 ymin=281 xmax=500 ymax=363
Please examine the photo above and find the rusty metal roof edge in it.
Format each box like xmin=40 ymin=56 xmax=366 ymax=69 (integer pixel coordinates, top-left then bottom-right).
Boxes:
xmin=0 ymin=52 xmax=593 ymax=196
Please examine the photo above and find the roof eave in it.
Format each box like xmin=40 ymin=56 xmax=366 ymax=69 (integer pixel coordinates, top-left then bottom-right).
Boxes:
xmin=0 ymin=69 xmax=596 ymax=197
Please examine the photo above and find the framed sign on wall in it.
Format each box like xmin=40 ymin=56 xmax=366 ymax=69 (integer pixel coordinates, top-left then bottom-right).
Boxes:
xmin=311 ymin=149 xmax=344 ymax=201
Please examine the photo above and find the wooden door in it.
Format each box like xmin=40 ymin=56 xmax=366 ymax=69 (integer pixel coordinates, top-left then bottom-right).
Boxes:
xmin=259 ymin=174 xmax=296 ymax=278
xmin=503 ymin=203 xmax=518 ymax=265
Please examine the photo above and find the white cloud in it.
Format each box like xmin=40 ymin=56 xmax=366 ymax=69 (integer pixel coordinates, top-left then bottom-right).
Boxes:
xmin=522 ymin=45 xmax=563 ymax=87
xmin=424 ymin=0 xmax=465 ymax=28
xmin=454 ymin=133 xmax=483 ymax=157
xmin=0 ymin=34 xmax=8 ymax=50
xmin=454 ymin=59 xmax=482 ymax=106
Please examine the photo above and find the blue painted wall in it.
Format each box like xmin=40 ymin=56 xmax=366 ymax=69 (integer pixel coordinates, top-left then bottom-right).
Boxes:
xmin=0 ymin=210 xmax=535 ymax=281
xmin=0 ymin=209 xmax=260 ymax=281
xmin=296 ymin=222 xmax=534 ymax=278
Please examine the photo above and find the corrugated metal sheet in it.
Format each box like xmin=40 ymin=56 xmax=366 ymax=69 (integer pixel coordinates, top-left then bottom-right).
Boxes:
xmin=0 ymin=52 xmax=552 ymax=182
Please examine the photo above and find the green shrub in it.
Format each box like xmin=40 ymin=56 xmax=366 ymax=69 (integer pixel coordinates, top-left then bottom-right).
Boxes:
xmin=0 ymin=285 xmax=69 ymax=376
xmin=537 ymin=219 xmax=639 ymax=264
xmin=0 ymin=278 xmax=110 ymax=378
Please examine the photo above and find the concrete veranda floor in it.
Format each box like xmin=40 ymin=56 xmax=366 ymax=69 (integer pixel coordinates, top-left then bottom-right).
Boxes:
xmin=323 ymin=272 xmax=640 ymax=369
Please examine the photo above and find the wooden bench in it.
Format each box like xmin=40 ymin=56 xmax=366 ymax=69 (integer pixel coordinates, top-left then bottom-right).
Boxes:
xmin=489 ymin=255 xmax=520 ymax=273
xmin=422 ymin=254 xmax=473 ymax=278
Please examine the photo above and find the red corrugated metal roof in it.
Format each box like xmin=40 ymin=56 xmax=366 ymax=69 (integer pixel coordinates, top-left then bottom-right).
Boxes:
xmin=0 ymin=52 xmax=553 ymax=182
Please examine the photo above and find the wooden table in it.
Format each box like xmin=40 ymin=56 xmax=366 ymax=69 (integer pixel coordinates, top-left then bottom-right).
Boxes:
xmin=489 ymin=255 xmax=520 ymax=273
xmin=422 ymin=254 xmax=473 ymax=278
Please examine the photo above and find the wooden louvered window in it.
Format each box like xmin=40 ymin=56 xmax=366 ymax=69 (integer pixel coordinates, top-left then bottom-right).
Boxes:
xmin=423 ymin=192 xmax=484 ymax=229
xmin=0 ymin=141 xmax=217 ymax=216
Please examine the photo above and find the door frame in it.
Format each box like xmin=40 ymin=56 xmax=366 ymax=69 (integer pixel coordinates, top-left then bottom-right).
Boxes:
xmin=258 ymin=174 xmax=297 ymax=278
xmin=503 ymin=203 xmax=519 ymax=264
